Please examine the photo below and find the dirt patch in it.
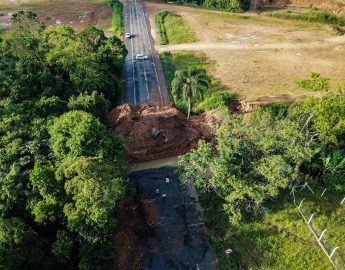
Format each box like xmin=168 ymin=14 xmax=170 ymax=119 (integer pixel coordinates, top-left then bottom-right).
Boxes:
xmin=113 ymin=197 xmax=152 ymax=270
xmin=0 ymin=0 xmax=112 ymax=30
xmin=107 ymin=103 xmax=222 ymax=161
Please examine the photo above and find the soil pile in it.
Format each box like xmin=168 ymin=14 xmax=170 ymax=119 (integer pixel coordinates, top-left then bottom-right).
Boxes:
xmin=107 ymin=103 xmax=221 ymax=161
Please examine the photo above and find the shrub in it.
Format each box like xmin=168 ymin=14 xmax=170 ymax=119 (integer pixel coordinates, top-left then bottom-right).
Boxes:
xmin=295 ymin=72 xmax=330 ymax=91
xmin=198 ymin=91 xmax=238 ymax=111
xmin=155 ymin=11 xmax=169 ymax=45
xmin=270 ymin=10 xmax=345 ymax=26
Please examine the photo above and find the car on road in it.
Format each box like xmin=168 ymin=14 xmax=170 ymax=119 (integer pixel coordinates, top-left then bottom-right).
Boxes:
xmin=125 ymin=33 xmax=131 ymax=39
xmin=135 ymin=54 xmax=149 ymax=60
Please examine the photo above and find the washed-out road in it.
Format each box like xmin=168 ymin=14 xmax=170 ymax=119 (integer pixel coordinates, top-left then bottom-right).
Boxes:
xmin=122 ymin=0 xmax=169 ymax=105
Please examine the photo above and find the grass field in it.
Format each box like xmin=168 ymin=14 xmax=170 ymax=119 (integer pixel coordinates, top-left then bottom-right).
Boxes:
xmin=200 ymin=184 xmax=345 ymax=270
xmin=155 ymin=11 xmax=197 ymax=45
xmin=161 ymin=50 xmax=238 ymax=112
xmin=146 ymin=2 xmax=345 ymax=102
xmin=0 ymin=0 xmax=112 ymax=30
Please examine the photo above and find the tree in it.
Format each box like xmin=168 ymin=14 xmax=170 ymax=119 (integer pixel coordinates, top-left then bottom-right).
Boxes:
xmin=171 ymin=69 xmax=210 ymax=119
xmin=55 ymin=157 xmax=127 ymax=243
xmin=0 ymin=217 xmax=45 ymax=269
xmin=178 ymin=111 xmax=315 ymax=223
xmin=68 ymin=91 xmax=110 ymax=121
xmin=48 ymin=110 xmax=126 ymax=164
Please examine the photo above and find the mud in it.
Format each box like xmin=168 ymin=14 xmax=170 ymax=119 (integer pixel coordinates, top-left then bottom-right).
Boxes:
xmin=114 ymin=167 xmax=217 ymax=270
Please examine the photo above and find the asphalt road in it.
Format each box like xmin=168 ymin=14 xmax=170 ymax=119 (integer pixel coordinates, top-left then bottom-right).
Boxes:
xmin=123 ymin=0 xmax=169 ymax=105
xmin=130 ymin=167 xmax=218 ymax=270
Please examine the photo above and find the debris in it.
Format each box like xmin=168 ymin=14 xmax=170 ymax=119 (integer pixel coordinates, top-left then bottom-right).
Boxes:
xmin=165 ymin=177 xmax=170 ymax=184
xmin=225 ymin=248 xmax=233 ymax=254
xmin=162 ymin=193 xmax=167 ymax=198
xmin=155 ymin=188 xmax=160 ymax=194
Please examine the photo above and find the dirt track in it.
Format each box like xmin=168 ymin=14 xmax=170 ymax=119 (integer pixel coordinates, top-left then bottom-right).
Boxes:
xmin=158 ymin=36 xmax=345 ymax=52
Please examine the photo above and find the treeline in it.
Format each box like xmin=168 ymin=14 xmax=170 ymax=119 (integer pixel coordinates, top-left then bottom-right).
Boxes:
xmin=179 ymin=93 xmax=345 ymax=223
xmin=0 ymin=11 xmax=128 ymax=270
xmin=164 ymin=0 xmax=249 ymax=12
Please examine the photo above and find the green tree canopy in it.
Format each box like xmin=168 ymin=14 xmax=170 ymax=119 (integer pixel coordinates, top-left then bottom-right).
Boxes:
xmin=49 ymin=110 xmax=126 ymax=163
xmin=172 ymin=69 xmax=210 ymax=118
xmin=55 ymin=157 xmax=127 ymax=243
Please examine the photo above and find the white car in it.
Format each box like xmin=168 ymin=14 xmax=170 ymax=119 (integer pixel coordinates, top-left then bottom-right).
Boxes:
xmin=125 ymin=33 xmax=131 ymax=39
xmin=135 ymin=54 xmax=148 ymax=60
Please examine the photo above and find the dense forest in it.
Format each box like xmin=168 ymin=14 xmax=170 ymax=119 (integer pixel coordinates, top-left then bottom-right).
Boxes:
xmin=0 ymin=11 xmax=128 ymax=269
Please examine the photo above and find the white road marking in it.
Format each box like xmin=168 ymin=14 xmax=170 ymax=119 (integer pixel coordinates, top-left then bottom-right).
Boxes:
xmin=135 ymin=0 xmax=163 ymax=105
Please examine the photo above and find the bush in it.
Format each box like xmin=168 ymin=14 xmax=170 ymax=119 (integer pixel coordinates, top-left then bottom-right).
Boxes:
xmin=295 ymin=72 xmax=330 ymax=91
xmin=198 ymin=91 xmax=238 ymax=111
xmin=160 ymin=52 xmax=174 ymax=87
xmin=108 ymin=0 xmax=124 ymax=35
xmin=155 ymin=11 xmax=169 ymax=45
xmin=270 ymin=10 xmax=345 ymax=26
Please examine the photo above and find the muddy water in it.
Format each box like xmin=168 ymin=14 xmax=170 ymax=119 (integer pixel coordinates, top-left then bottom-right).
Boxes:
xmin=130 ymin=156 xmax=179 ymax=171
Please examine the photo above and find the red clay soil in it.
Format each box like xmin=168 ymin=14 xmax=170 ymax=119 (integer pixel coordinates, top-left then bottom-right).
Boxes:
xmin=107 ymin=103 xmax=222 ymax=161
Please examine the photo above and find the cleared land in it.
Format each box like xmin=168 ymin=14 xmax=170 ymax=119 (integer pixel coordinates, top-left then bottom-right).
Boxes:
xmin=0 ymin=0 xmax=112 ymax=30
xmin=147 ymin=1 xmax=345 ymax=102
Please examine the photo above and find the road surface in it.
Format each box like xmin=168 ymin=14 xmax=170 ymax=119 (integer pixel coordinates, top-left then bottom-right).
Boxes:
xmin=122 ymin=0 xmax=169 ymax=105
xmin=129 ymin=167 xmax=217 ymax=270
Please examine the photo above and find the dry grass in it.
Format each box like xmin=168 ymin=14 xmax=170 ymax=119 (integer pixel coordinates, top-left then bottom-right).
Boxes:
xmin=146 ymin=1 xmax=345 ymax=102
xmin=0 ymin=0 xmax=112 ymax=30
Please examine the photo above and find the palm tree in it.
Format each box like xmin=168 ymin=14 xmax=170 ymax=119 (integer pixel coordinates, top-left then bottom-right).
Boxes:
xmin=171 ymin=69 xmax=210 ymax=119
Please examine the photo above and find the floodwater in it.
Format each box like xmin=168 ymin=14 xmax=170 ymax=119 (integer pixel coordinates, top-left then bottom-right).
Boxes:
xmin=130 ymin=156 xmax=178 ymax=171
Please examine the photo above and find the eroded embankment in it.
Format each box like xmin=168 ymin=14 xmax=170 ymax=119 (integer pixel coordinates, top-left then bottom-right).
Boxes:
xmin=107 ymin=103 xmax=222 ymax=161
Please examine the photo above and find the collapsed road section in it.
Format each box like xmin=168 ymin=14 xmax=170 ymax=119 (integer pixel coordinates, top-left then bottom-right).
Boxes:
xmin=114 ymin=167 xmax=217 ymax=270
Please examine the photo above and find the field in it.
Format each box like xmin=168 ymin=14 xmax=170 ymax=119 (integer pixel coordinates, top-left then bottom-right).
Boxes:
xmin=0 ymin=0 xmax=112 ymax=31
xmin=147 ymin=1 xmax=345 ymax=102
xmin=155 ymin=11 xmax=197 ymax=44
xmin=201 ymin=184 xmax=345 ymax=270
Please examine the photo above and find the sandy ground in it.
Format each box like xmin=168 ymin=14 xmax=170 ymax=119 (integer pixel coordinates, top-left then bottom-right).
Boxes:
xmin=0 ymin=0 xmax=112 ymax=30
xmin=145 ymin=1 xmax=345 ymax=101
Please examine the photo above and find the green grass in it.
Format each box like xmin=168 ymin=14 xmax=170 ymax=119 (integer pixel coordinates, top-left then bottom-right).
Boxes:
xmin=269 ymin=9 xmax=345 ymax=26
xmin=200 ymin=184 xmax=345 ymax=270
xmin=155 ymin=11 xmax=197 ymax=45
xmin=160 ymin=51 xmax=237 ymax=113
xmin=108 ymin=0 xmax=123 ymax=36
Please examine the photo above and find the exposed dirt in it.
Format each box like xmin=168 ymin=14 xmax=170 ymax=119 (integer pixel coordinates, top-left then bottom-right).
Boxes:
xmin=0 ymin=0 xmax=112 ymax=30
xmin=113 ymin=197 xmax=153 ymax=270
xmin=114 ymin=167 xmax=217 ymax=270
xmin=107 ymin=103 xmax=222 ymax=161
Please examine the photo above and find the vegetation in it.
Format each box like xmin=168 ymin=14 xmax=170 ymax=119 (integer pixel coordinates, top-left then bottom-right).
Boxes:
xmin=161 ymin=51 xmax=237 ymax=114
xmin=269 ymin=9 xmax=345 ymax=26
xmin=155 ymin=11 xmax=197 ymax=45
xmin=0 ymin=11 xmax=128 ymax=270
xmin=178 ymin=92 xmax=345 ymax=269
xmin=163 ymin=0 xmax=249 ymax=12
xmin=108 ymin=0 xmax=124 ymax=36
xmin=172 ymin=69 xmax=210 ymax=118
xmin=295 ymin=72 xmax=330 ymax=92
